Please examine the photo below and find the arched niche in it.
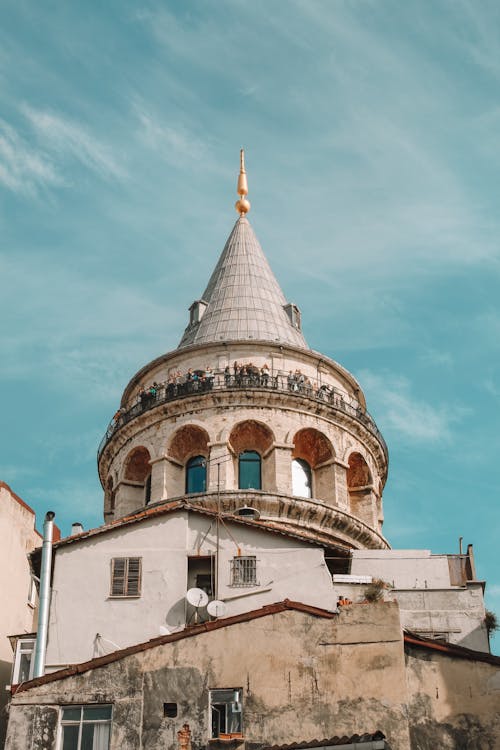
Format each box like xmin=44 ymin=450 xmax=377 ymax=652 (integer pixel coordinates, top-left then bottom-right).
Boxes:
xmin=292 ymin=428 xmax=335 ymax=504
xmin=229 ymin=420 xmax=274 ymax=492
xmin=117 ymin=446 xmax=152 ymax=512
xmin=167 ymin=425 xmax=210 ymax=498
xmin=347 ymin=452 xmax=376 ymax=528
xmin=104 ymin=476 xmax=116 ymax=517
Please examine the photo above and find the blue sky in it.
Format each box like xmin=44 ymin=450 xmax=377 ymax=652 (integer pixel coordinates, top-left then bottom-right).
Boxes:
xmin=1 ymin=1 xmax=499 ymax=649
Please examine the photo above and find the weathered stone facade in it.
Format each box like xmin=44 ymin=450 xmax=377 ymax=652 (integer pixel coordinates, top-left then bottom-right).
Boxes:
xmin=98 ymin=340 xmax=389 ymax=552
xmin=6 ymin=602 xmax=500 ymax=750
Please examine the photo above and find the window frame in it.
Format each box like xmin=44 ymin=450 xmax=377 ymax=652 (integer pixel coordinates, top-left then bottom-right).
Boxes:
xmin=238 ymin=450 xmax=262 ymax=490
xmin=209 ymin=688 xmax=243 ymax=739
xmin=230 ymin=556 xmax=258 ymax=587
xmin=58 ymin=704 xmax=112 ymax=750
xmin=292 ymin=457 xmax=313 ymax=498
xmin=185 ymin=454 xmax=207 ymax=494
xmin=109 ymin=557 xmax=142 ymax=598
xmin=11 ymin=637 xmax=36 ymax=685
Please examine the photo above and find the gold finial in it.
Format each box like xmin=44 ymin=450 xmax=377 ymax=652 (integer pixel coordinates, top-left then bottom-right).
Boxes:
xmin=235 ymin=148 xmax=251 ymax=215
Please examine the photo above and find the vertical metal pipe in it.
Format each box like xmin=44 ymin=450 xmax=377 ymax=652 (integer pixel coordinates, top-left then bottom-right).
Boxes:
xmin=33 ymin=511 xmax=55 ymax=678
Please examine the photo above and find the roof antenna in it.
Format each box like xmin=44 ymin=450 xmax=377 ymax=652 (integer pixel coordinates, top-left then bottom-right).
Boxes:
xmin=235 ymin=148 xmax=251 ymax=216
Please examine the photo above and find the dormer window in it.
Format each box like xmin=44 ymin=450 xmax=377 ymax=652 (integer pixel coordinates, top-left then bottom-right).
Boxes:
xmin=283 ymin=303 xmax=302 ymax=330
xmin=189 ymin=300 xmax=208 ymax=326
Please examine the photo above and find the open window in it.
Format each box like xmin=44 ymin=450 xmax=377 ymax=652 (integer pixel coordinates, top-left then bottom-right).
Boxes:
xmin=11 ymin=637 xmax=36 ymax=684
xmin=292 ymin=458 xmax=312 ymax=498
xmin=59 ymin=705 xmax=112 ymax=750
xmin=210 ymin=688 xmax=243 ymax=739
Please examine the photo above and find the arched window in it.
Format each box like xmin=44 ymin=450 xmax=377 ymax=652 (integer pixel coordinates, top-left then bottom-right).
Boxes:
xmin=186 ymin=455 xmax=207 ymax=494
xmin=239 ymin=451 xmax=261 ymax=490
xmin=292 ymin=458 xmax=312 ymax=498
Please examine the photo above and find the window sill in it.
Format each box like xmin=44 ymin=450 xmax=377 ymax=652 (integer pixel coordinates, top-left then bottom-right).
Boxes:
xmin=107 ymin=595 xmax=141 ymax=600
xmin=209 ymin=735 xmax=245 ymax=745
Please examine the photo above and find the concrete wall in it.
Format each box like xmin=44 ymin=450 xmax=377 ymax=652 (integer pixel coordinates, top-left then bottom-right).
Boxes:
xmin=0 ymin=483 xmax=40 ymax=746
xmin=351 ymin=550 xmax=452 ymax=589
xmin=6 ymin=603 xmax=413 ymax=750
xmin=405 ymin=643 xmax=500 ymax=748
xmin=44 ymin=512 xmax=335 ymax=669
xmin=346 ymin=550 xmax=489 ymax=652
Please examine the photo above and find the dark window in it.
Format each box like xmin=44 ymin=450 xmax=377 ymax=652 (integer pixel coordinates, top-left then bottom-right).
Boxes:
xmin=238 ymin=451 xmax=261 ymax=490
xmin=110 ymin=558 xmax=142 ymax=597
xmin=186 ymin=455 xmax=206 ymax=494
xmin=163 ymin=703 xmax=178 ymax=718
xmin=145 ymin=474 xmax=152 ymax=504
xmin=210 ymin=689 xmax=243 ymax=738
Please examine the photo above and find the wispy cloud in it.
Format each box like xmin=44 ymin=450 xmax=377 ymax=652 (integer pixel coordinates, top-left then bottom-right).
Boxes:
xmin=22 ymin=105 xmax=125 ymax=181
xmin=135 ymin=105 xmax=208 ymax=167
xmin=0 ymin=118 xmax=63 ymax=194
xmin=359 ymin=370 xmax=469 ymax=443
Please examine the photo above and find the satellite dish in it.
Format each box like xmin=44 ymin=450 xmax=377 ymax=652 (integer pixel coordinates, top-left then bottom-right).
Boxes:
xmin=159 ymin=625 xmax=170 ymax=636
xmin=186 ymin=587 xmax=209 ymax=608
xmin=207 ymin=600 xmax=227 ymax=618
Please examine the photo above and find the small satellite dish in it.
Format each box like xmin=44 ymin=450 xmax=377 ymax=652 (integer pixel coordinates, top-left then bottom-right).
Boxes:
xmin=207 ymin=600 xmax=227 ymax=618
xmin=159 ymin=625 xmax=170 ymax=636
xmin=186 ymin=587 xmax=209 ymax=608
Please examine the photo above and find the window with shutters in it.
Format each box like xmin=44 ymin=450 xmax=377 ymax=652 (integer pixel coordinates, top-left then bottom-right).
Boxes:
xmin=110 ymin=557 xmax=142 ymax=597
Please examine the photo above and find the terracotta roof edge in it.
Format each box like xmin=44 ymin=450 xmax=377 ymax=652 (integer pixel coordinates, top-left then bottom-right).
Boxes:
xmin=404 ymin=631 xmax=500 ymax=666
xmin=13 ymin=599 xmax=338 ymax=693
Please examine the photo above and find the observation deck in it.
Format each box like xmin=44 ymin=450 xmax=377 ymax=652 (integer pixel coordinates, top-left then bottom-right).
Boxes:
xmin=98 ymin=370 xmax=388 ymax=463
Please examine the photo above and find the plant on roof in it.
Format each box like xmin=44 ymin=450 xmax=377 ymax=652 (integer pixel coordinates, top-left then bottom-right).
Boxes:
xmin=485 ymin=609 xmax=498 ymax=635
xmin=363 ymin=578 xmax=389 ymax=603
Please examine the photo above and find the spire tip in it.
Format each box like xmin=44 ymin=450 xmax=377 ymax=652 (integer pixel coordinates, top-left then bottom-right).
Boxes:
xmin=235 ymin=149 xmax=250 ymax=215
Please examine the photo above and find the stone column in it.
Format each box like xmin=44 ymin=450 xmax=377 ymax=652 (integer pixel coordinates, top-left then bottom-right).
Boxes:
xmin=207 ymin=441 xmax=233 ymax=491
xmin=150 ymin=456 xmax=169 ymax=501
xmin=333 ymin=460 xmax=349 ymax=509
xmin=270 ymin=443 xmax=294 ymax=495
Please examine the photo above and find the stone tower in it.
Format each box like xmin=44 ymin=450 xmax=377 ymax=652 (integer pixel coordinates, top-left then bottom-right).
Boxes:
xmin=97 ymin=152 xmax=389 ymax=557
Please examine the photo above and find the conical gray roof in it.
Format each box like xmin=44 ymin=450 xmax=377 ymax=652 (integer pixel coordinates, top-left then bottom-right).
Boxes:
xmin=178 ymin=216 xmax=308 ymax=349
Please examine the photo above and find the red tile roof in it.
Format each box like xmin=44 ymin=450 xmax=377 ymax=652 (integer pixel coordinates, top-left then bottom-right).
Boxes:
xmin=43 ymin=498 xmax=347 ymax=553
xmin=404 ymin=631 xmax=500 ymax=666
xmin=262 ymin=732 xmax=386 ymax=749
xmin=12 ymin=599 xmax=337 ymax=694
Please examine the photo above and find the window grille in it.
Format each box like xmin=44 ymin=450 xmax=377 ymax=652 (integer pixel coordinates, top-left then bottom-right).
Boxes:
xmin=110 ymin=557 xmax=142 ymax=597
xmin=60 ymin=705 xmax=112 ymax=750
xmin=230 ymin=556 xmax=258 ymax=587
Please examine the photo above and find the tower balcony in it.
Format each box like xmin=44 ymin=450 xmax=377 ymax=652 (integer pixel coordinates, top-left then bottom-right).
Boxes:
xmin=98 ymin=370 xmax=388 ymax=464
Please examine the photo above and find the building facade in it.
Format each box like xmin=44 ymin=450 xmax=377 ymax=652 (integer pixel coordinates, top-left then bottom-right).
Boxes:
xmin=0 ymin=483 xmax=41 ymax=746
xmin=4 ymin=154 xmax=499 ymax=749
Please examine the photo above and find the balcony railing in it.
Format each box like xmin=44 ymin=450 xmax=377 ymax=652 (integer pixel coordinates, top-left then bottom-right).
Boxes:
xmin=97 ymin=371 xmax=388 ymax=461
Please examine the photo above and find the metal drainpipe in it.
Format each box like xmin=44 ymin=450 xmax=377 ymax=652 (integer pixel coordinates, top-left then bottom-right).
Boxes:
xmin=33 ymin=511 xmax=56 ymax=678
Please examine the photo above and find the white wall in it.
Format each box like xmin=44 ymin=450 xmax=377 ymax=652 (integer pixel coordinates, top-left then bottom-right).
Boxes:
xmin=351 ymin=549 xmax=452 ymax=589
xmin=45 ymin=511 xmax=335 ymax=669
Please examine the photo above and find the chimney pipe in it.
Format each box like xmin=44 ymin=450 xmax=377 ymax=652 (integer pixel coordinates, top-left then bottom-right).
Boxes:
xmin=33 ymin=511 xmax=55 ymax=678
xmin=71 ymin=522 xmax=84 ymax=536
